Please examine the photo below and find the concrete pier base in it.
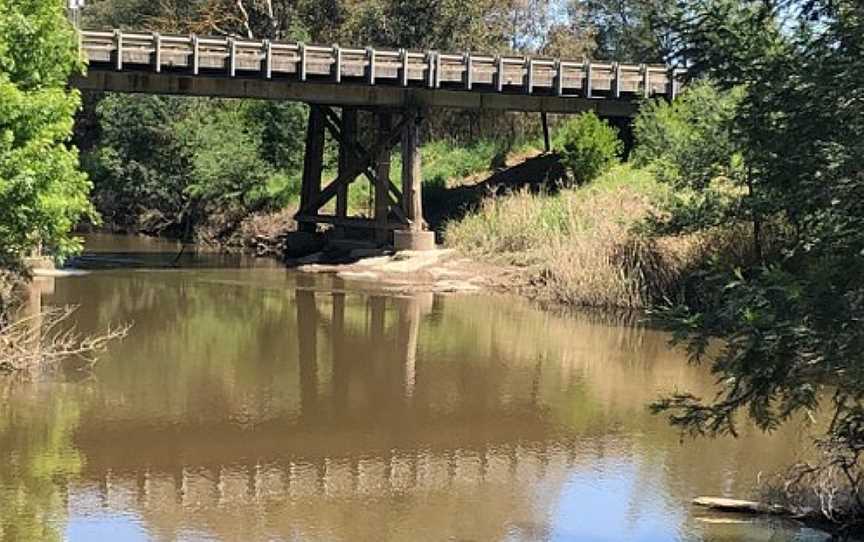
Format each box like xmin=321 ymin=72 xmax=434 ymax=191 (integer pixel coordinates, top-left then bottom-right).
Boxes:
xmin=393 ymin=230 xmax=436 ymax=252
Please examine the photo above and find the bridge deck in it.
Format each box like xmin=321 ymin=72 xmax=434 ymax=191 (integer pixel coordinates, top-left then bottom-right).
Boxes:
xmin=74 ymin=30 xmax=683 ymax=115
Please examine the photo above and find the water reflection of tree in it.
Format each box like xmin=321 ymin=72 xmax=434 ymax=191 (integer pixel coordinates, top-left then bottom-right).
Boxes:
xmin=0 ymin=383 xmax=82 ymax=542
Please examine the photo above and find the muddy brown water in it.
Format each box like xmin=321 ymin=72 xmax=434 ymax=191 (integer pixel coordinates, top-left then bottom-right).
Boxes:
xmin=0 ymin=235 xmax=832 ymax=541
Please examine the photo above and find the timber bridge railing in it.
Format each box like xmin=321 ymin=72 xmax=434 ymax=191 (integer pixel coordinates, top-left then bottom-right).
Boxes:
xmin=74 ymin=29 xmax=686 ymax=248
xmin=77 ymin=30 xmax=684 ymax=114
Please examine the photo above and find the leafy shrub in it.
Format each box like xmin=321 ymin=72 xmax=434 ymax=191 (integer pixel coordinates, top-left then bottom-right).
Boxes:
xmin=632 ymin=81 xmax=744 ymax=191
xmin=631 ymin=81 xmax=746 ymax=233
xmin=553 ymin=112 xmax=623 ymax=185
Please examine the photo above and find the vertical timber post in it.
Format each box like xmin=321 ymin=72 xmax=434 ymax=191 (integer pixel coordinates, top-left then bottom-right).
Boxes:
xmin=299 ymin=106 xmax=325 ymax=233
xmin=374 ymin=111 xmax=392 ymax=244
xmin=395 ymin=109 xmax=435 ymax=251
xmin=336 ymin=107 xmax=357 ymax=223
xmin=401 ymin=109 xmax=423 ymax=232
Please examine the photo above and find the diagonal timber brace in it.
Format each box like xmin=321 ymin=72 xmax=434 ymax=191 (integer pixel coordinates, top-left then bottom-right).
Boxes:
xmin=298 ymin=109 xmax=409 ymax=219
xmin=315 ymin=106 xmax=408 ymax=223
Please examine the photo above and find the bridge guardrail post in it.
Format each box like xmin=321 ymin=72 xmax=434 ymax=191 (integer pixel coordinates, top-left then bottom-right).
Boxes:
xmin=426 ymin=51 xmax=435 ymax=88
xmin=191 ymin=34 xmax=199 ymax=75
xmin=583 ymin=61 xmax=592 ymax=98
xmin=554 ymin=60 xmax=563 ymax=96
xmin=153 ymin=32 xmax=161 ymax=73
xmin=227 ymin=37 xmax=236 ymax=77
xmin=264 ymin=39 xmax=273 ymax=79
xmin=641 ymin=64 xmax=650 ymax=98
xmin=299 ymin=42 xmax=307 ymax=81
xmin=113 ymin=29 xmax=123 ymax=71
xmin=333 ymin=45 xmax=342 ymax=83
xmin=464 ymin=52 xmax=473 ymax=90
xmin=366 ymin=47 xmax=376 ymax=85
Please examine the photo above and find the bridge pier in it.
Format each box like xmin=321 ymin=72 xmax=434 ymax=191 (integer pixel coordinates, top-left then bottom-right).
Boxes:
xmin=296 ymin=105 xmax=433 ymax=249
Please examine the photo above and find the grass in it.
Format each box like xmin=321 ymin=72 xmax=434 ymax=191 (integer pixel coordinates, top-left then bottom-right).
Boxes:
xmin=444 ymin=164 xmax=731 ymax=309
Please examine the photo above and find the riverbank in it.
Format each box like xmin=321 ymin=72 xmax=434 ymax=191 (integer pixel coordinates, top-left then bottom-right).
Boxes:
xmin=222 ymin=154 xmax=740 ymax=310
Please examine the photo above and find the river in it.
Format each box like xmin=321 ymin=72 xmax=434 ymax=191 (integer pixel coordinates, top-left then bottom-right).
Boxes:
xmin=0 ymin=234 xmax=831 ymax=541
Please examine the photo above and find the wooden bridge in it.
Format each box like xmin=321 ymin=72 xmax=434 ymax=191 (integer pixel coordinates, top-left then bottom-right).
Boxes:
xmin=74 ymin=30 xmax=685 ymax=248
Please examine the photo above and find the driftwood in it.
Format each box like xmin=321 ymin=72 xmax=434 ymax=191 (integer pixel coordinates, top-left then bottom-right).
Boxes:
xmin=693 ymin=497 xmax=791 ymax=516
xmin=0 ymin=305 xmax=129 ymax=374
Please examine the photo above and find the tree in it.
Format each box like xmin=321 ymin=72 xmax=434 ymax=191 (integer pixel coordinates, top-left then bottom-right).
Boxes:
xmin=0 ymin=0 xmax=94 ymax=264
xmin=649 ymin=0 xmax=864 ymax=525
xmin=569 ymin=0 xmax=672 ymax=63
xmin=87 ymin=95 xmax=306 ymax=238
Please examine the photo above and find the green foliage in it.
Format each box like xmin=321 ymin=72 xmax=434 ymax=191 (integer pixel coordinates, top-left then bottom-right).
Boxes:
xmin=418 ymin=140 xmax=503 ymax=189
xmin=0 ymin=0 xmax=94 ymax=263
xmin=570 ymin=0 xmax=671 ymax=62
xmin=87 ymin=96 xmax=306 ymax=236
xmin=632 ymin=81 xmax=746 ymax=232
xmin=178 ymin=105 xmax=274 ymax=206
xmin=633 ymin=81 xmax=744 ymax=190
xmin=554 ymin=112 xmax=622 ymax=185
xmin=648 ymin=1 xmax=864 ymax=522
xmin=87 ymin=95 xmax=192 ymax=233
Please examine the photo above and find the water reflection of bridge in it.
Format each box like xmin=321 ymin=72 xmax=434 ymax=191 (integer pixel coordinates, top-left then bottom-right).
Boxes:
xmin=62 ymin=284 xmax=586 ymax=540
xmin=86 ymin=440 xmax=581 ymax=509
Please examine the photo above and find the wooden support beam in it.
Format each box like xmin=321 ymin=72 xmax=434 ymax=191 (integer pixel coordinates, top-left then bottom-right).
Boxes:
xmin=642 ymin=64 xmax=650 ymax=98
xmin=668 ymin=67 xmax=679 ymax=99
xmin=401 ymin=110 xmax=423 ymax=231
xmin=367 ymin=47 xmax=376 ymax=85
xmin=299 ymin=107 xmax=325 ymax=232
xmin=375 ymin=112 xmax=393 ymax=243
xmin=295 ymin=214 xmax=406 ymax=230
xmin=426 ymin=52 xmax=435 ymax=88
xmin=400 ymin=49 xmax=409 ymax=87
xmin=336 ymin=107 xmax=357 ymax=219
